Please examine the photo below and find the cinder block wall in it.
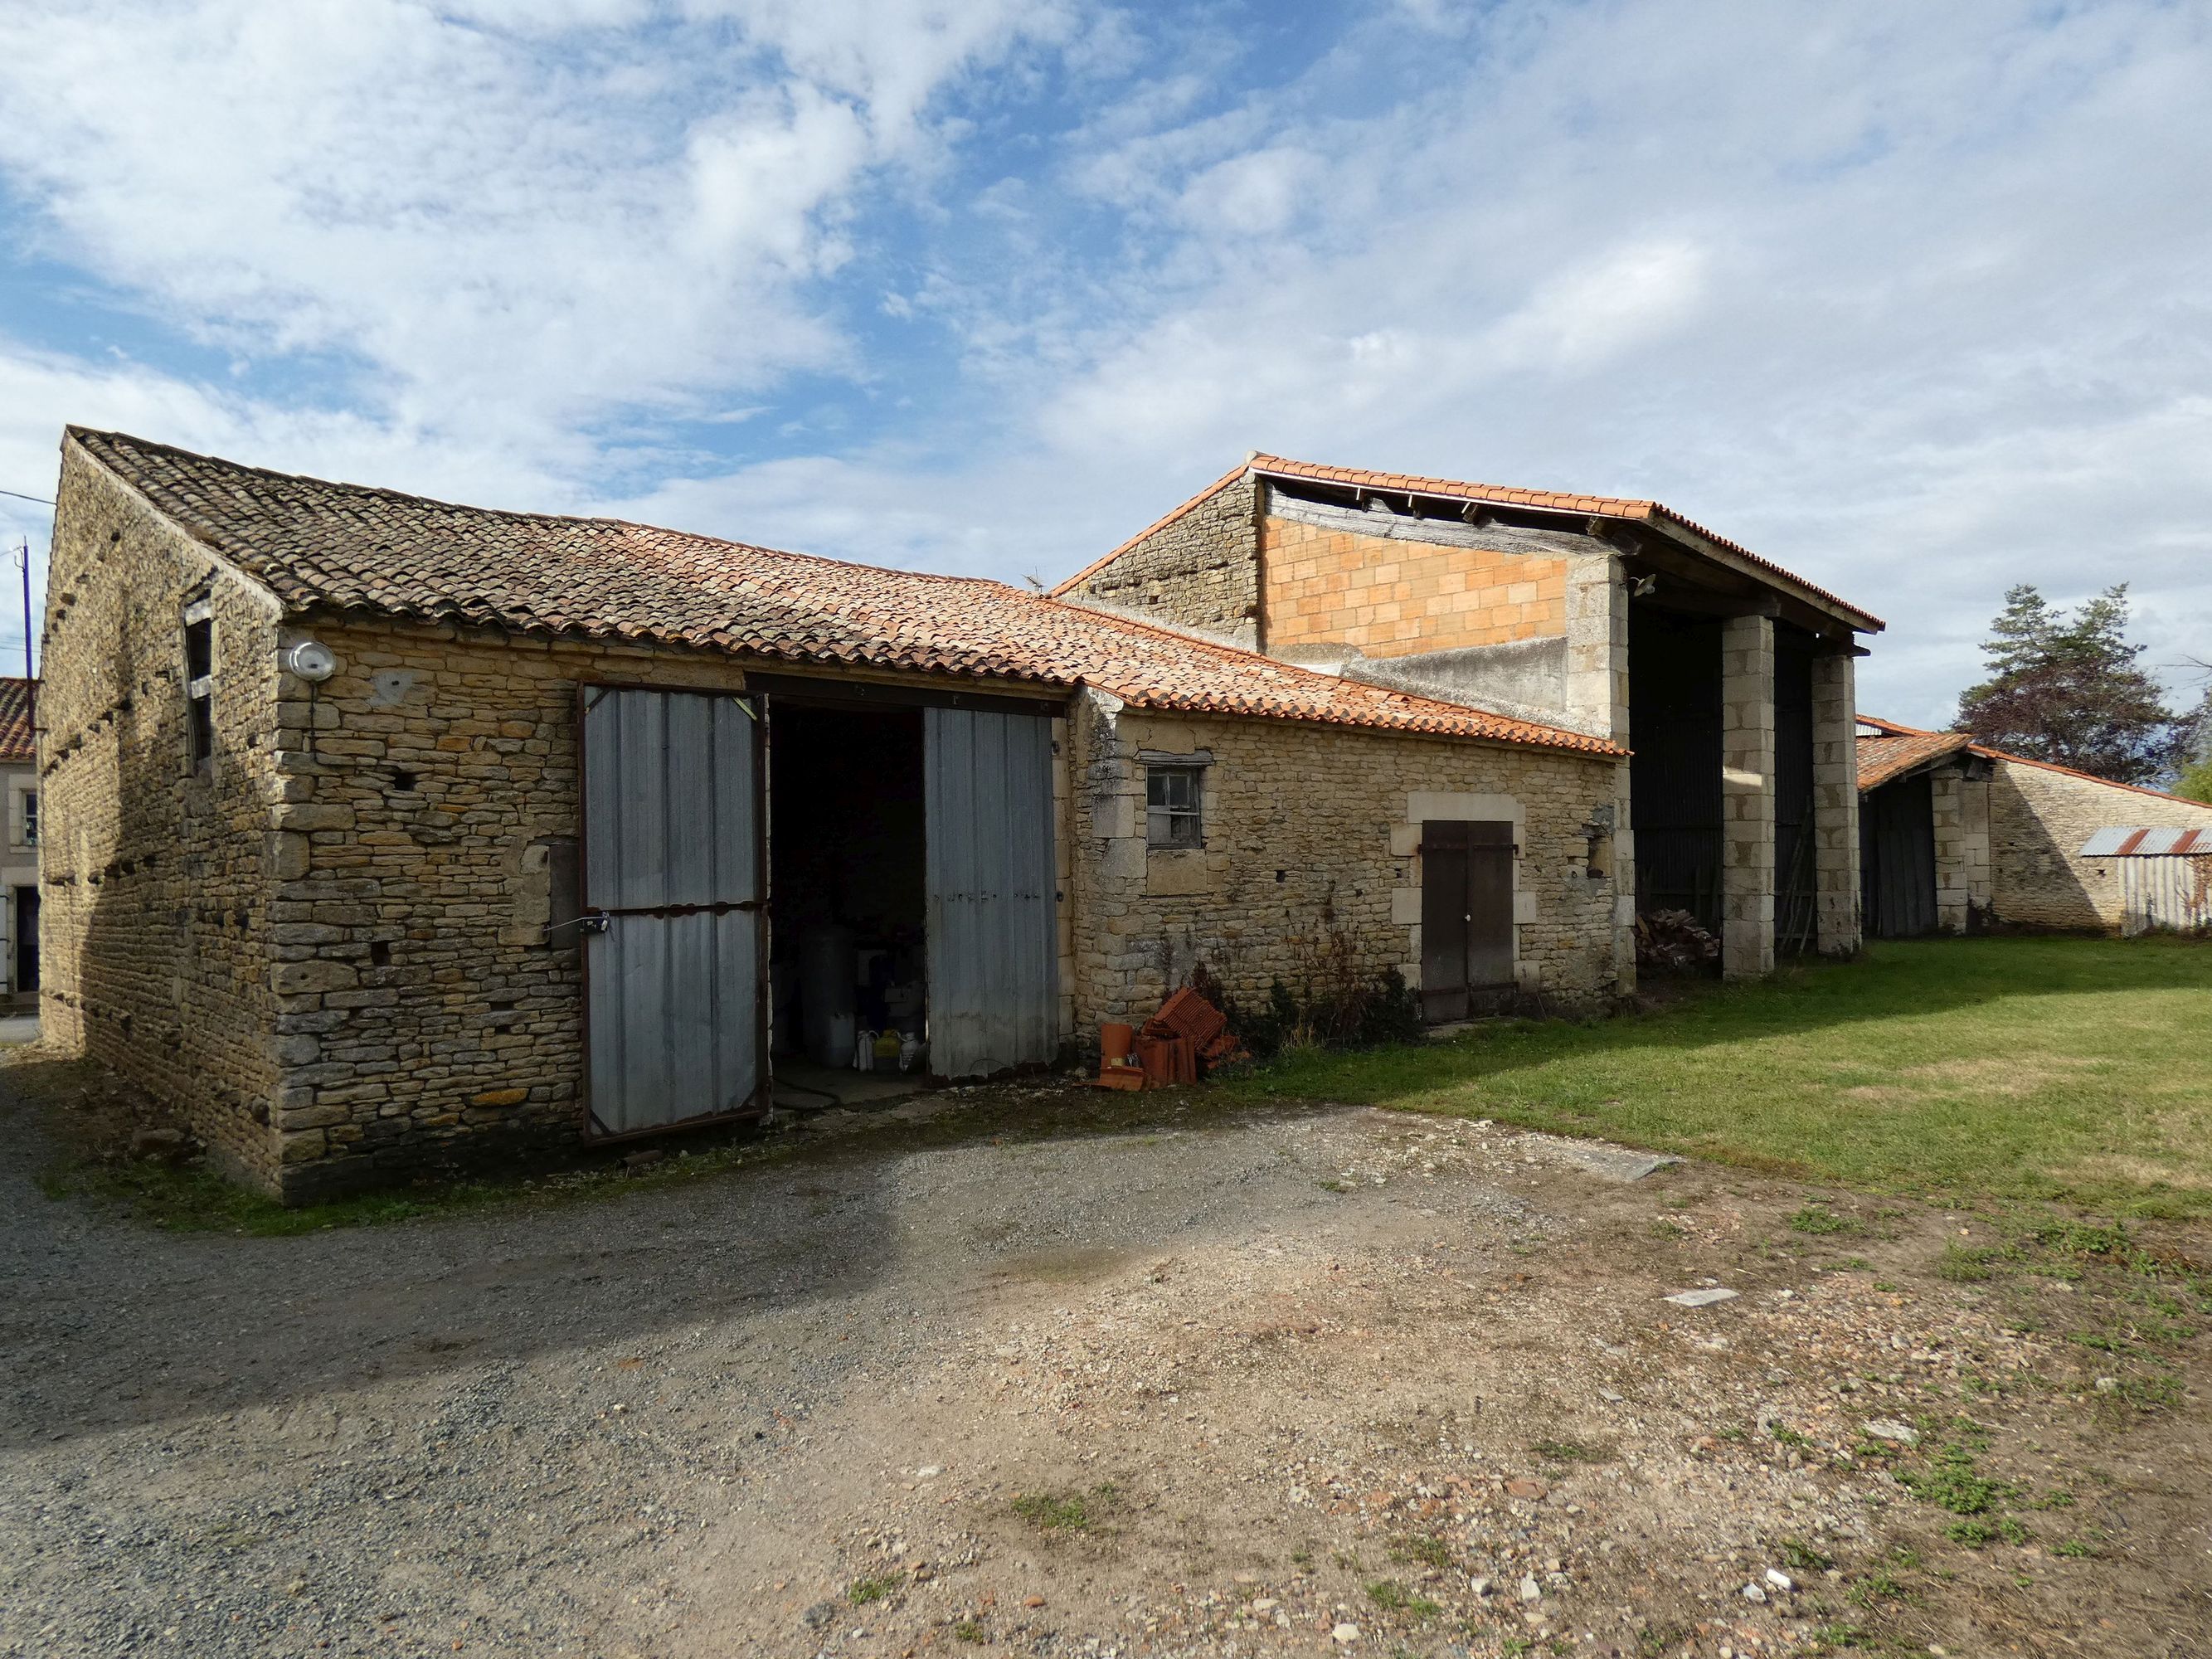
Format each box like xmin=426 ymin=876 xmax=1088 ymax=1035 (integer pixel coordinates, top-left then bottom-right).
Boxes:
xmin=1988 ymin=757 xmax=2212 ymax=931
xmin=1259 ymin=514 xmax=1570 ymax=659
xmin=1067 ymin=693 xmax=1630 ymax=1031
xmin=1060 ymin=475 xmax=1260 ymax=645
xmin=40 ymin=445 xmax=289 ymax=1187
xmin=1931 ymin=769 xmax=1992 ymax=932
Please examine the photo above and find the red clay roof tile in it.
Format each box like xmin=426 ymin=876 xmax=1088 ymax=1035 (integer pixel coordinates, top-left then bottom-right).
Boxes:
xmin=0 ymin=678 xmax=32 ymax=763
xmin=1055 ymin=453 xmax=1883 ymax=630
xmin=1858 ymin=713 xmax=2212 ymax=810
xmin=70 ymin=429 xmax=1623 ymax=760
xmin=1855 ymin=728 xmax=1973 ymax=791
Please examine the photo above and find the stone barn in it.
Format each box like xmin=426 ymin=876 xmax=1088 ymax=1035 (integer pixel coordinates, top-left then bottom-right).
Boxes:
xmin=1052 ymin=454 xmax=1885 ymax=975
xmin=40 ymin=428 xmax=1632 ymax=1199
xmin=1857 ymin=714 xmax=2212 ymax=934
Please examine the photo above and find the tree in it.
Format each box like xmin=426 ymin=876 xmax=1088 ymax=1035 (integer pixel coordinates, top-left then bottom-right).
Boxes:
xmin=1953 ymin=584 xmax=2186 ymax=786
xmin=2176 ymin=684 xmax=2212 ymax=804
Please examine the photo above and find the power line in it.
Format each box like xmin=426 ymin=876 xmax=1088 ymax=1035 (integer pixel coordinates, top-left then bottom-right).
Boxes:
xmin=0 ymin=487 xmax=55 ymax=506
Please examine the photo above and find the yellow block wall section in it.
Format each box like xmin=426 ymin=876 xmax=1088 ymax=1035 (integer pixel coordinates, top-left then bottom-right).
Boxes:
xmin=1260 ymin=515 xmax=1568 ymax=659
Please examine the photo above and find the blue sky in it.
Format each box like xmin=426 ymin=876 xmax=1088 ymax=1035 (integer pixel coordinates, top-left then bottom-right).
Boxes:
xmin=2 ymin=0 xmax=2207 ymax=726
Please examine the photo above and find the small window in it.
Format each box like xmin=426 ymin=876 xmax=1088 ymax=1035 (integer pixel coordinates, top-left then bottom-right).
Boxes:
xmin=19 ymin=792 xmax=35 ymax=848
xmin=1146 ymin=765 xmax=1204 ymax=849
xmin=183 ymin=605 xmax=215 ymax=774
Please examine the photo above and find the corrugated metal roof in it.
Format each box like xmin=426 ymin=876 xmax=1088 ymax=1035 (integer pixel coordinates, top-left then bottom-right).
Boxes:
xmin=2079 ymin=827 xmax=2212 ymax=857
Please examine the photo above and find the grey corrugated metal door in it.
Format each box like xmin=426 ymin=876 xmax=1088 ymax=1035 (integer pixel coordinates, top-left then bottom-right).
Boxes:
xmin=924 ymin=706 xmax=1058 ymax=1079
xmin=582 ymin=688 xmax=763 ymax=1135
xmin=1420 ymin=820 xmax=1514 ymax=1021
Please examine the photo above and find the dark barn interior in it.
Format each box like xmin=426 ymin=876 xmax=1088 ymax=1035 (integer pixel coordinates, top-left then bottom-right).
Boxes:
xmin=1628 ymin=606 xmax=1723 ymax=933
xmin=766 ymin=703 xmax=928 ymax=1068
xmin=1772 ymin=623 xmax=1818 ymax=955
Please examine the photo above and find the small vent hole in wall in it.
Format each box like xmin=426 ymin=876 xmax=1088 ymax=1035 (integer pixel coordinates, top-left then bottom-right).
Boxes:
xmin=369 ymin=941 xmax=392 ymax=967
xmin=391 ymin=769 xmax=417 ymax=793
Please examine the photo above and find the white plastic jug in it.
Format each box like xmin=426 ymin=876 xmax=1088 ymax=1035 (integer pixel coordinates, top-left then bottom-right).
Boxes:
xmin=852 ymin=1027 xmax=876 ymax=1071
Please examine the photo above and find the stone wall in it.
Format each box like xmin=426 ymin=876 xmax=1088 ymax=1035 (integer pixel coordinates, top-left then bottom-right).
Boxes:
xmin=40 ymin=442 xmax=289 ymax=1188
xmin=1987 ymin=756 xmax=2212 ymax=931
xmin=1061 ymin=474 xmax=1260 ymax=645
xmin=1066 ymin=692 xmax=1630 ymax=1032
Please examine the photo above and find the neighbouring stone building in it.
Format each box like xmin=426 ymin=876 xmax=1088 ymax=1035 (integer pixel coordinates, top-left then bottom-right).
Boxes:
xmin=0 ymin=677 xmax=36 ymax=1004
xmin=41 ymin=428 xmax=1633 ymax=1199
xmin=1054 ymin=454 xmax=1885 ymax=975
xmin=1857 ymin=714 xmax=2212 ymax=934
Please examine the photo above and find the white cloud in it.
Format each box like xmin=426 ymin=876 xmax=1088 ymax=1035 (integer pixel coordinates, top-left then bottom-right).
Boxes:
xmin=1482 ymin=240 xmax=1711 ymax=373
xmin=0 ymin=0 xmax=1068 ymax=444
xmin=3 ymin=0 xmax=2210 ymax=731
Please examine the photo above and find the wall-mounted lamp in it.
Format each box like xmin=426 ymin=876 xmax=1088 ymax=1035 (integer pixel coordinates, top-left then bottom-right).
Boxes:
xmin=282 ymin=640 xmax=338 ymax=682
xmin=283 ymin=639 xmax=338 ymax=757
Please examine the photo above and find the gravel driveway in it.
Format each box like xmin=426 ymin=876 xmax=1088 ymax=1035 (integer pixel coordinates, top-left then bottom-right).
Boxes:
xmin=3 ymin=1057 xmax=2205 ymax=1658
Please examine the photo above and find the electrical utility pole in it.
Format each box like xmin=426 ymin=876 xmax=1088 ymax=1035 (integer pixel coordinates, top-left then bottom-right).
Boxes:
xmin=12 ymin=539 xmax=28 ymax=679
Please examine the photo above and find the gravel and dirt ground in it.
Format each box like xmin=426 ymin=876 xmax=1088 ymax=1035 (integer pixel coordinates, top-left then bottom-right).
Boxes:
xmin=3 ymin=1051 xmax=2208 ymax=1658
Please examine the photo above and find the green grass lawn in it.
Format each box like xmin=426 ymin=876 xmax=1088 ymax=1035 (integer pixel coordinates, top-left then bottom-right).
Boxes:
xmin=1228 ymin=937 xmax=2212 ymax=1218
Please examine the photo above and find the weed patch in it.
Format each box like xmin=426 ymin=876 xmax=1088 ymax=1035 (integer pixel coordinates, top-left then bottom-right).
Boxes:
xmin=1386 ymin=1535 xmax=1454 ymax=1570
xmin=1363 ymin=1581 xmax=1439 ymax=1618
xmin=1011 ymin=1484 xmax=1117 ymax=1533
xmin=1789 ymin=1204 xmax=1859 ymax=1236
xmin=1777 ymin=1537 xmax=1834 ymax=1573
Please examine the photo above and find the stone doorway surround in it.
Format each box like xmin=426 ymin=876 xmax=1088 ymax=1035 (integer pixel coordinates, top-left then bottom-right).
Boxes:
xmin=1389 ymin=790 xmax=1535 ymax=996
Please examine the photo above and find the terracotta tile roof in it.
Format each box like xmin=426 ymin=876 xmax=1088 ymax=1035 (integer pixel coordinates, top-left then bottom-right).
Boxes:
xmin=0 ymin=677 xmax=32 ymax=762
xmin=69 ymin=428 xmax=1622 ymax=759
xmin=1855 ymin=728 xmax=1973 ymax=791
xmin=1054 ymin=453 xmax=1884 ymax=630
xmin=1858 ymin=713 xmax=2212 ymax=810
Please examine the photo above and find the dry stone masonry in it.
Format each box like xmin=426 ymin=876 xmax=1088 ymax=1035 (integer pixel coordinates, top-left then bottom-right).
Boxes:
xmin=42 ymin=438 xmax=1639 ymax=1201
xmin=1067 ymin=691 xmax=1631 ymax=1030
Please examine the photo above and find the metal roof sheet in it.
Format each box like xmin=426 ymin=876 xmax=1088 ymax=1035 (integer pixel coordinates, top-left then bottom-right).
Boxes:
xmin=2080 ymin=827 xmax=2212 ymax=857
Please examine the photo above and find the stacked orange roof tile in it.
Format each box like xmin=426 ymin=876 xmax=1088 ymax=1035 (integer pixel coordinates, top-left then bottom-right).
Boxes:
xmin=70 ymin=429 xmax=1621 ymax=759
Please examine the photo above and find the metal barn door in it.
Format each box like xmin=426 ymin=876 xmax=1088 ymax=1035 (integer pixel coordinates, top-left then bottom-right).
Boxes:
xmin=1861 ymin=775 xmax=1937 ymax=938
xmin=581 ymin=688 xmax=765 ymax=1136
xmin=924 ymin=706 xmax=1059 ymax=1079
xmin=1420 ymin=820 xmax=1515 ymax=1021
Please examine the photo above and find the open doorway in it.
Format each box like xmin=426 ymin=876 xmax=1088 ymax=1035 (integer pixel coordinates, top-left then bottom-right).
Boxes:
xmin=766 ymin=701 xmax=932 ymax=1107
xmin=1629 ymin=606 xmax=1723 ymax=943
xmin=10 ymin=885 xmax=34 ymax=1000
